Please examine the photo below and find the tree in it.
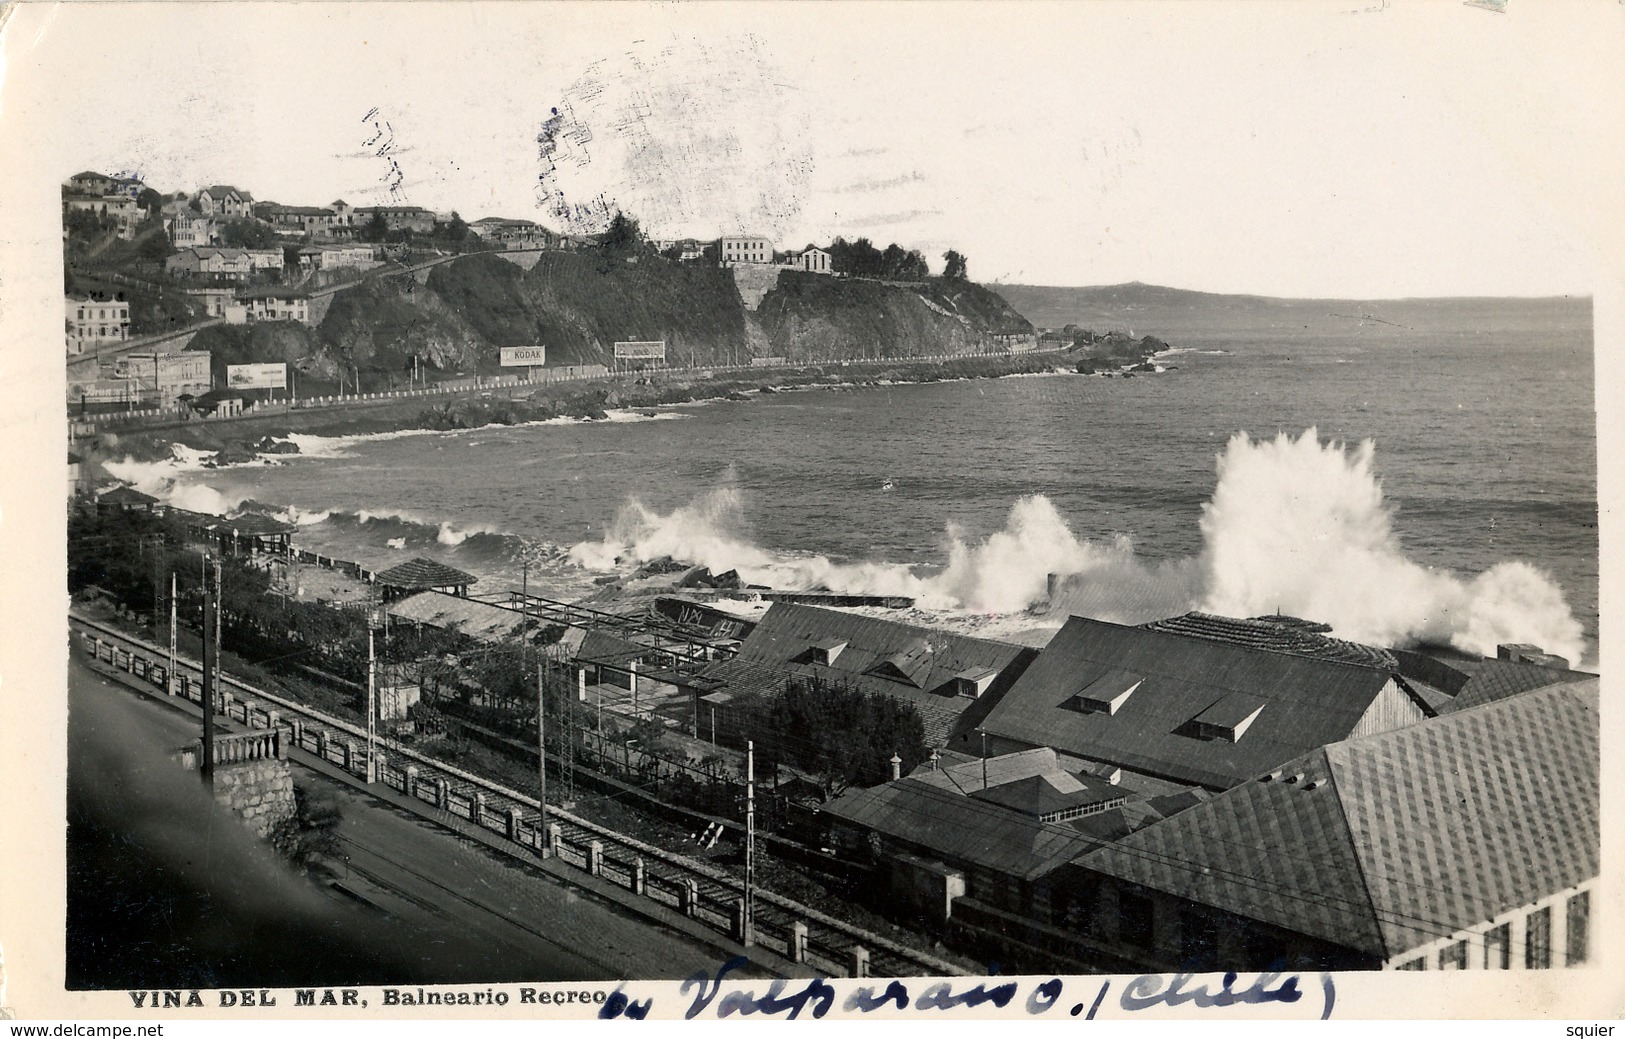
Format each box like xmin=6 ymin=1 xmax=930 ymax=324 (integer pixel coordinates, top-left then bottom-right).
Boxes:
xmin=942 ymin=249 xmax=968 ymax=281
xmin=218 ymin=218 xmax=277 ymax=249
xmin=136 ymin=187 xmax=165 ymax=213
xmin=434 ymin=211 xmax=470 ymax=247
xmin=136 ymin=218 xmax=175 ymax=262
xmin=360 ymin=212 xmax=389 ymax=243
xmin=600 ymin=210 xmax=644 ymax=253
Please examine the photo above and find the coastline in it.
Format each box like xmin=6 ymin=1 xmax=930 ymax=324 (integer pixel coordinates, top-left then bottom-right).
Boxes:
xmin=81 ymin=344 xmax=1165 ymax=475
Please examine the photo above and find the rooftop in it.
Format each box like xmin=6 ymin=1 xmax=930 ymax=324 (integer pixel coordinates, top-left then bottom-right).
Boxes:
xmin=698 ymin=602 xmax=1035 ymax=746
xmin=98 ymin=485 xmax=159 ymax=506
xmin=974 ymin=613 xmax=1404 ymax=790
xmin=1076 ymin=679 xmax=1600 ymax=960
xmin=374 ymin=556 xmax=478 ymax=590
xmin=1140 ymin=611 xmax=1398 ymax=670
xmin=387 ymin=590 xmax=533 ymax=643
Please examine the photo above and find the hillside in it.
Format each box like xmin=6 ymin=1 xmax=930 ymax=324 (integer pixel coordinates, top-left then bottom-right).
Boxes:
xmin=184 ymin=252 xmax=1035 ymax=389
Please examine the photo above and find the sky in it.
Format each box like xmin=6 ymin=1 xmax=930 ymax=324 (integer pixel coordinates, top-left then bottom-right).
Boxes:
xmin=3 ymin=1 xmax=1623 ymax=297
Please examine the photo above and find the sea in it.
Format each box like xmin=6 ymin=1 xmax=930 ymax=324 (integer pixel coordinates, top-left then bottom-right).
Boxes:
xmin=109 ymin=295 xmax=1600 ymax=669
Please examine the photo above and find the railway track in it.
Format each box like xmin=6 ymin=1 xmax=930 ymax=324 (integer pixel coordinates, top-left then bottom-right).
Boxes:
xmin=71 ymin=612 xmax=967 ymax=979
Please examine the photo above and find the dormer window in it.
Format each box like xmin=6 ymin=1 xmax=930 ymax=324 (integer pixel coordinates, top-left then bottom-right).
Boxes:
xmin=808 ymin=638 xmax=847 ymax=666
xmin=1072 ymin=669 xmax=1143 ymax=715
xmin=1188 ymin=692 xmax=1267 ymax=742
xmin=952 ymin=667 xmax=1000 ymax=699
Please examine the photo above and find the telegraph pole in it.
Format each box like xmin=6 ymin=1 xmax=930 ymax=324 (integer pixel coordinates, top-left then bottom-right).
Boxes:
xmin=168 ymin=573 xmax=177 ymax=697
xmin=537 ymin=662 xmax=549 ymax=857
xmin=744 ymin=740 xmax=756 ymax=946
xmin=366 ymin=627 xmax=378 ymax=783
xmin=200 ymin=556 xmax=216 ymax=788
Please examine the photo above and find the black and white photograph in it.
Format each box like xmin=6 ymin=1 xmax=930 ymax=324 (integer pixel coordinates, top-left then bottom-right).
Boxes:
xmin=0 ymin=0 xmax=1619 ymax=1025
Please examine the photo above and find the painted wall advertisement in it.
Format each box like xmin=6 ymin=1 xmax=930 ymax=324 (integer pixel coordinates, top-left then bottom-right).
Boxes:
xmin=499 ymin=345 xmax=547 ymax=367
xmin=225 ymin=362 xmax=287 ymax=389
xmin=613 ymin=340 xmax=666 ymax=360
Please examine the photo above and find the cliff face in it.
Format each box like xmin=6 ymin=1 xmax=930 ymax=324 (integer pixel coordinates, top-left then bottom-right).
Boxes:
xmin=193 ymin=252 xmax=1034 ymax=385
xmin=753 ymin=273 xmax=1032 ymax=361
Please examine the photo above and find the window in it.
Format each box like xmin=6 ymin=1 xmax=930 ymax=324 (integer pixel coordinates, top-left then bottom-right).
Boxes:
xmin=1179 ymin=908 xmax=1219 ymax=969
xmin=1438 ymin=940 xmax=1467 ymax=970
xmin=1566 ymin=892 xmax=1590 ymax=965
xmin=1395 ymin=958 xmax=1425 ymax=971
xmin=1119 ymin=889 xmax=1154 ymax=948
xmin=1525 ymin=906 xmax=1551 ymax=969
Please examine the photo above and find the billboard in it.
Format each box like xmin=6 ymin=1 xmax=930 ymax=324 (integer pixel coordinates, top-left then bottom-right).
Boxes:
xmin=613 ymin=340 xmax=666 ymax=360
xmin=225 ymin=362 xmax=287 ymax=390
xmin=499 ymin=345 xmax=546 ymax=367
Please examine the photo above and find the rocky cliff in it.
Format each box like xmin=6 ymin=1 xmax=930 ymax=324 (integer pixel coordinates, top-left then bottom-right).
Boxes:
xmin=190 ymin=251 xmax=1034 ymax=391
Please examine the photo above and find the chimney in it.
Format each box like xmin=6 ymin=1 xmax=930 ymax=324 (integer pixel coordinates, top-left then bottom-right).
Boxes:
xmin=1046 ymin=572 xmax=1060 ymax=601
xmin=890 ymin=753 xmax=902 ymax=782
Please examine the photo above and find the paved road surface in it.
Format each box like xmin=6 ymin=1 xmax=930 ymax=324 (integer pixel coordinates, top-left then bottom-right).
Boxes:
xmin=68 ymin=658 xmax=740 ymax=988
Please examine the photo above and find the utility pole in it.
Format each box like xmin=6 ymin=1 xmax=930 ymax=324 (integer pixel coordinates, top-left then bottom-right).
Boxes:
xmin=981 ymin=731 xmax=989 ymax=790
xmin=744 ymin=740 xmax=756 ymax=947
xmin=366 ymin=627 xmax=378 ymax=783
xmin=200 ymin=556 xmax=216 ymax=789
xmin=537 ymin=662 xmax=549 ymax=857
xmin=168 ymin=573 xmax=177 ymax=697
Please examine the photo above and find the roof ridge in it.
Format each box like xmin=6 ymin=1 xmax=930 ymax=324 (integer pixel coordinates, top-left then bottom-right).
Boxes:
xmin=1131 ymin=612 xmax=1394 ymax=673
xmin=1317 ymin=746 xmax=1390 ymax=957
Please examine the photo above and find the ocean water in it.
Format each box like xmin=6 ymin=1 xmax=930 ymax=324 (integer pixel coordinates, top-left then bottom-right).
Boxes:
xmin=113 ymin=298 xmax=1598 ymax=666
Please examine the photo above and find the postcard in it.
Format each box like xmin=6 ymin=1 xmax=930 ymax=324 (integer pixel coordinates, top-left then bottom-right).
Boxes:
xmin=1 ymin=0 xmax=1620 ymax=1027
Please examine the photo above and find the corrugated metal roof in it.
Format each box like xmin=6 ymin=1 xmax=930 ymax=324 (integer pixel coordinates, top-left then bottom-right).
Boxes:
xmin=698 ymin=603 xmax=1034 ymax=746
xmin=1440 ymin=659 xmax=1594 ymax=714
xmin=969 ymin=774 xmax=1124 ymax=817
xmin=1077 ymin=680 xmax=1599 ymax=959
xmin=375 ymin=557 xmax=477 ymax=590
xmin=822 ymin=778 xmax=1105 ymax=880
xmin=975 ymin=614 xmax=1399 ymax=790
xmin=386 ymin=590 xmax=530 ymax=643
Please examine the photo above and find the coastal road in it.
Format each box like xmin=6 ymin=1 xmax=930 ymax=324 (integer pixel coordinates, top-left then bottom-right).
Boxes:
xmin=68 ymin=658 xmax=750 ymax=987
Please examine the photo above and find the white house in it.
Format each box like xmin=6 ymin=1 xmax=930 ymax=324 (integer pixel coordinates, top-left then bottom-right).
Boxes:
xmin=65 ymin=294 xmax=130 ymax=354
xmin=800 ymin=247 xmax=832 ymax=274
xmin=231 ymin=288 xmax=312 ymax=325
xmin=721 ymin=235 xmax=773 ymax=265
xmin=165 ymin=211 xmax=217 ymax=248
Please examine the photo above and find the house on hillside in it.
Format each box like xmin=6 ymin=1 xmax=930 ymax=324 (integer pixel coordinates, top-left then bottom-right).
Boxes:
xmin=166 ymin=246 xmax=254 ymax=281
xmin=259 ymin=203 xmax=336 ymax=236
xmin=196 ymin=185 xmax=254 ymax=219
xmin=164 ymin=211 xmax=217 ymax=248
xmin=969 ymin=612 xmax=1425 ymax=794
xmin=230 ymin=287 xmax=312 ymax=325
xmin=1070 ymin=679 xmax=1599 ymax=971
xmin=66 ymin=171 xmax=116 ymax=195
xmin=800 ymin=247 xmax=832 ymax=274
xmin=358 ymin=204 xmax=435 ymax=234
xmin=65 ymin=294 xmax=130 ymax=354
xmin=64 ymin=193 xmax=142 ymax=238
xmin=721 ymin=235 xmax=773 ymax=265
xmin=296 ymin=243 xmax=377 ymax=270
xmin=697 ymin=602 xmax=1038 ymax=748
xmin=182 ymin=286 xmax=235 ymax=318
xmin=329 ymin=200 xmax=358 ymax=234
